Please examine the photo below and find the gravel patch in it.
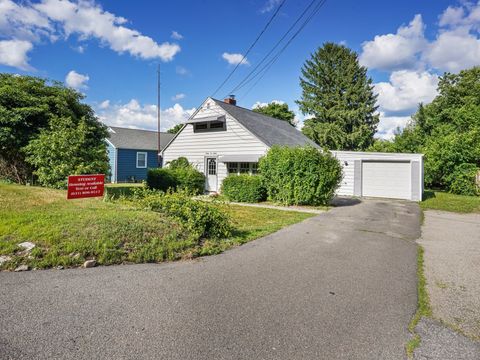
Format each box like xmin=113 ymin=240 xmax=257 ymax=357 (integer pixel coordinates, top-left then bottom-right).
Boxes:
xmin=414 ymin=317 xmax=480 ymax=360
xmin=418 ymin=210 xmax=480 ymax=339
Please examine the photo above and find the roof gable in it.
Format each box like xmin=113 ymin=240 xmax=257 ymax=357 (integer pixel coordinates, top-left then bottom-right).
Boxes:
xmin=211 ymin=98 xmax=319 ymax=148
xmin=108 ymin=126 xmax=174 ymax=151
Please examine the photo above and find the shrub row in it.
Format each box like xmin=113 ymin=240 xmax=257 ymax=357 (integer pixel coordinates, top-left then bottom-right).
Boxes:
xmin=221 ymin=174 xmax=266 ymax=203
xmin=147 ymin=160 xmax=205 ymax=195
xmin=259 ymin=145 xmax=342 ymax=206
xmin=137 ymin=189 xmax=233 ymax=240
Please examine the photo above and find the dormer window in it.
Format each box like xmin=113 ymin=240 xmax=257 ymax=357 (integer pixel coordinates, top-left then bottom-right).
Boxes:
xmin=192 ymin=116 xmax=226 ymax=132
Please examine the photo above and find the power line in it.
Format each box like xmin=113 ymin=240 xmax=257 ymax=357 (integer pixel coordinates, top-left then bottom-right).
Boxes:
xmin=238 ymin=0 xmax=327 ymax=99
xmin=230 ymin=0 xmax=326 ymax=99
xmin=210 ymin=0 xmax=287 ymax=98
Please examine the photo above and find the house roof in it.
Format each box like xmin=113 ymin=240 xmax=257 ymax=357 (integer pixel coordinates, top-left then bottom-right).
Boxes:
xmin=211 ymin=98 xmax=319 ymax=148
xmin=107 ymin=126 xmax=175 ymax=151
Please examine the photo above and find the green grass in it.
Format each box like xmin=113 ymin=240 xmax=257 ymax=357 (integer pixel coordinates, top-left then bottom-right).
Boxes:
xmin=421 ymin=190 xmax=480 ymax=213
xmin=406 ymin=246 xmax=432 ymax=358
xmin=0 ymin=184 xmax=314 ymax=270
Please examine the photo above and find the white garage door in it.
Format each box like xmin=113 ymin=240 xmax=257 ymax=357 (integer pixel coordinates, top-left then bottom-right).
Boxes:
xmin=362 ymin=161 xmax=411 ymax=200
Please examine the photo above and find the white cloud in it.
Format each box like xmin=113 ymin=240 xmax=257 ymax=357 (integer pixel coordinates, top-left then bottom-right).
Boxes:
xmin=375 ymin=113 xmax=412 ymax=140
xmin=171 ymin=30 xmax=183 ymax=40
xmin=0 ymin=39 xmax=33 ymax=70
xmin=0 ymin=0 xmax=180 ymax=69
xmin=65 ymin=70 xmax=89 ymax=89
xmin=99 ymin=100 xmax=110 ymax=109
xmin=252 ymin=99 xmax=284 ymax=109
xmin=361 ymin=4 xmax=480 ymax=74
xmin=423 ymin=27 xmax=480 ymax=73
xmin=73 ymin=44 xmax=85 ymax=53
xmin=176 ymin=65 xmax=188 ymax=76
xmin=34 ymin=0 xmax=180 ymax=61
xmin=171 ymin=93 xmax=185 ymax=101
xmin=359 ymin=14 xmax=426 ymax=71
xmin=96 ymin=100 xmax=195 ymax=132
xmin=439 ymin=6 xmax=465 ymax=27
xmin=260 ymin=0 xmax=282 ymax=13
xmin=374 ymin=70 xmax=439 ymax=112
xmin=222 ymin=52 xmax=249 ymax=66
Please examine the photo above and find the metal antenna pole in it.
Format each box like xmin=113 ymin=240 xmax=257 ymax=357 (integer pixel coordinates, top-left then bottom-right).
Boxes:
xmin=157 ymin=63 xmax=161 ymax=167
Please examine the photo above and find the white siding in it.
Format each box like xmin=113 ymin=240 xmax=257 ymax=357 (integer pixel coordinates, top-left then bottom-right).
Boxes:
xmin=163 ymin=99 xmax=269 ymax=190
xmin=331 ymin=151 xmax=424 ymax=200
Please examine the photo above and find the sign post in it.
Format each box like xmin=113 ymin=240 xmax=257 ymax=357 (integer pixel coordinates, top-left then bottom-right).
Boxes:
xmin=67 ymin=174 xmax=105 ymax=200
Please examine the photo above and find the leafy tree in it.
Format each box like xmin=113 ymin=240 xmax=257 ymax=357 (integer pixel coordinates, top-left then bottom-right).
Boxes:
xmin=297 ymin=42 xmax=379 ymax=150
xmin=386 ymin=67 xmax=480 ymax=194
xmin=0 ymin=73 xmax=109 ymax=187
xmin=253 ymin=102 xmax=296 ymax=126
xmin=25 ymin=117 xmax=109 ymax=189
xmin=167 ymin=123 xmax=184 ymax=134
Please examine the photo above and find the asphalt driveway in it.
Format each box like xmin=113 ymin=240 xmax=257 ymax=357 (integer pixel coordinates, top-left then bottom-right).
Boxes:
xmin=0 ymin=199 xmax=420 ymax=360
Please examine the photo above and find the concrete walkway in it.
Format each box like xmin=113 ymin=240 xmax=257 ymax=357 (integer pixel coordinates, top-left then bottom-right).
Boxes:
xmin=0 ymin=199 xmax=420 ymax=360
xmin=414 ymin=210 xmax=480 ymax=360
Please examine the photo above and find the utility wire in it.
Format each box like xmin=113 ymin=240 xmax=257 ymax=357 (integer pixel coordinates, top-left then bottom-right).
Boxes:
xmin=210 ymin=0 xmax=287 ymax=98
xmin=238 ymin=0 xmax=327 ymax=99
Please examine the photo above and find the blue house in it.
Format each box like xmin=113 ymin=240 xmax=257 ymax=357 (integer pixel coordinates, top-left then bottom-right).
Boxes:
xmin=106 ymin=126 xmax=175 ymax=183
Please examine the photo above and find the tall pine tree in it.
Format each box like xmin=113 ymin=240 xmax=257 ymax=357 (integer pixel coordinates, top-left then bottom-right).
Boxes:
xmin=297 ymin=43 xmax=379 ymax=150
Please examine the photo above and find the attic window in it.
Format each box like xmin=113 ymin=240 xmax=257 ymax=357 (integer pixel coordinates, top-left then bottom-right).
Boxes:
xmin=194 ymin=121 xmax=226 ymax=132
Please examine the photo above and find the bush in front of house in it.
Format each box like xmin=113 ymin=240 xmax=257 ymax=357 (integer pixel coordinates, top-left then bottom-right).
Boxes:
xmin=168 ymin=156 xmax=190 ymax=170
xmin=259 ymin=145 xmax=342 ymax=206
xmin=445 ymin=163 xmax=480 ymax=196
xmin=140 ymin=190 xmax=233 ymax=240
xmin=146 ymin=168 xmax=177 ymax=192
xmin=221 ymin=174 xmax=266 ymax=203
xmin=147 ymin=159 xmax=205 ymax=195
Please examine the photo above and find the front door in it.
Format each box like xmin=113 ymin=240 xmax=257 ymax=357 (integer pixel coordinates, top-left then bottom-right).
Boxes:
xmin=205 ymin=157 xmax=218 ymax=192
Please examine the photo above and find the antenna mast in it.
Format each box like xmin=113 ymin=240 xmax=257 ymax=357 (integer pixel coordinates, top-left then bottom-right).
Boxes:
xmin=157 ymin=63 xmax=161 ymax=167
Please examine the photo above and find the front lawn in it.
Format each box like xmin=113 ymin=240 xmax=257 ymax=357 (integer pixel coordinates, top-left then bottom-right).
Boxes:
xmin=0 ymin=184 xmax=314 ymax=270
xmin=421 ymin=190 xmax=480 ymax=213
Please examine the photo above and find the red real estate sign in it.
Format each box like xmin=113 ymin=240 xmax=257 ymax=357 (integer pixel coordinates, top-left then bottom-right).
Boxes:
xmin=67 ymin=174 xmax=105 ymax=199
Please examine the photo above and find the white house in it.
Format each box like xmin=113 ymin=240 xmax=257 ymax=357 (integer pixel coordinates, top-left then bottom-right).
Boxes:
xmin=162 ymin=97 xmax=423 ymax=201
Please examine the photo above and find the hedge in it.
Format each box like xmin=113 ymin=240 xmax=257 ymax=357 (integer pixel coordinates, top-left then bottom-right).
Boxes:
xmin=259 ymin=145 xmax=342 ymax=206
xmin=221 ymin=174 xmax=266 ymax=203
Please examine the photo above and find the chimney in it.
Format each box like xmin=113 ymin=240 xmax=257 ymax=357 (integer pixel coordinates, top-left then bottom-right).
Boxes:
xmin=224 ymin=94 xmax=236 ymax=106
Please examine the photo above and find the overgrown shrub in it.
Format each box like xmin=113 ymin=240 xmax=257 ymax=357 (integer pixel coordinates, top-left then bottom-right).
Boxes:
xmin=445 ymin=163 xmax=479 ymax=196
xmin=174 ymin=167 xmax=205 ymax=194
xmin=140 ymin=191 xmax=233 ymax=240
xmin=146 ymin=164 xmax=205 ymax=195
xmin=221 ymin=174 xmax=266 ymax=202
xmin=146 ymin=168 xmax=176 ymax=192
xmin=259 ymin=145 xmax=342 ymax=206
xmin=168 ymin=156 xmax=190 ymax=170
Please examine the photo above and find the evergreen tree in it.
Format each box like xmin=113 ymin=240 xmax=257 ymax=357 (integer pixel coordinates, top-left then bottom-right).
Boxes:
xmin=297 ymin=43 xmax=379 ymax=150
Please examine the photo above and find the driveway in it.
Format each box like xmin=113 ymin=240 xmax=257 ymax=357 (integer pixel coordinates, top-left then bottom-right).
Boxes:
xmin=0 ymin=199 xmax=420 ymax=360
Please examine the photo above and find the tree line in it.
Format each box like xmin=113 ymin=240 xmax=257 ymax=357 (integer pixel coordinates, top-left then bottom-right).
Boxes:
xmin=1 ymin=43 xmax=479 ymax=194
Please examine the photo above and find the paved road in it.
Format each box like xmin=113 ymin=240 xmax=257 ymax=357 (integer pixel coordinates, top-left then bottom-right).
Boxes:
xmin=0 ymin=199 xmax=420 ymax=360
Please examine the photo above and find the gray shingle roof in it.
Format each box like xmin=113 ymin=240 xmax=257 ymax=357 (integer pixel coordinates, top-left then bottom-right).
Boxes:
xmin=107 ymin=126 xmax=175 ymax=151
xmin=212 ymin=99 xmax=319 ymax=148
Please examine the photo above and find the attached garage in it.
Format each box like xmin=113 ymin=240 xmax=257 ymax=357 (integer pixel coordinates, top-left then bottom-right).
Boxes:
xmin=332 ymin=151 xmax=424 ymax=201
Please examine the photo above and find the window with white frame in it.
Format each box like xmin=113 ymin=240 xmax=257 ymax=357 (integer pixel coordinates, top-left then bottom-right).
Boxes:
xmin=136 ymin=152 xmax=147 ymax=168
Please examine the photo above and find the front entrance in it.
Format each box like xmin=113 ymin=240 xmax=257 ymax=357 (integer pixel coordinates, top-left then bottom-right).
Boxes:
xmin=205 ymin=157 xmax=218 ymax=192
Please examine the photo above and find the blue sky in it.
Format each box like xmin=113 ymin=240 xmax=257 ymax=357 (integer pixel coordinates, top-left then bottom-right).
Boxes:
xmin=1 ymin=0 xmax=479 ymax=138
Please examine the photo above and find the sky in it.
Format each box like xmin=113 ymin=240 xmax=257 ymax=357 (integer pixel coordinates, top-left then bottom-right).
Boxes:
xmin=1 ymin=0 xmax=479 ymax=139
